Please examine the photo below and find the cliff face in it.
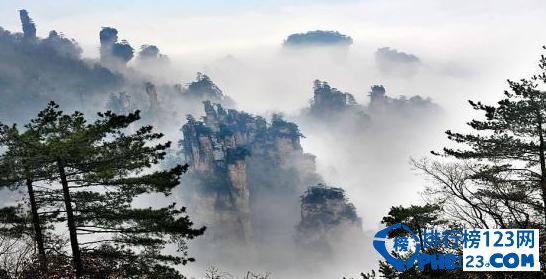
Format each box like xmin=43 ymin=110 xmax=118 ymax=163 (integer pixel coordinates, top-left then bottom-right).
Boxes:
xmin=0 ymin=10 xmax=121 ymax=122
xmin=310 ymin=80 xmax=358 ymax=116
xmin=177 ymin=73 xmax=235 ymax=107
xmin=19 ymin=10 xmax=36 ymax=41
xmin=283 ymin=30 xmax=353 ymax=47
xmin=99 ymin=26 xmax=134 ymax=67
xmin=296 ymin=184 xmax=362 ymax=253
xmin=181 ymin=101 xmax=318 ymax=243
xmin=368 ymin=84 xmax=438 ymax=115
xmin=307 ymin=80 xmax=438 ymax=121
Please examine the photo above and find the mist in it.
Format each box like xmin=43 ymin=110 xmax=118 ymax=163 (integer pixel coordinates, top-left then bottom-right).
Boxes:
xmin=2 ymin=0 xmax=546 ymax=278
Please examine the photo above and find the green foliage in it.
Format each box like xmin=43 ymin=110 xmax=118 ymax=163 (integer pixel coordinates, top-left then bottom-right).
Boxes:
xmin=375 ymin=204 xmax=467 ymax=278
xmin=0 ymin=206 xmax=30 ymax=236
xmin=0 ymin=101 xmax=205 ymax=278
xmin=381 ymin=203 xmax=446 ymax=239
xmin=439 ymin=48 xmax=546 ymax=228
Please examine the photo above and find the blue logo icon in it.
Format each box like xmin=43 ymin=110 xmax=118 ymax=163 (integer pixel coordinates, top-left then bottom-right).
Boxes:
xmin=373 ymin=223 xmax=421 ymax=272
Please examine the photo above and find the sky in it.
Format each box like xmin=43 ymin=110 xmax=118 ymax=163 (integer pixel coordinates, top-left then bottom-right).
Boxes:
xmin=2 ymin=0 xmax=545 ymax=59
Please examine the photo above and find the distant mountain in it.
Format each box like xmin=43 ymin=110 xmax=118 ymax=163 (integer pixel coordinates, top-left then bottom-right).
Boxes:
xmin=0 ymin=10 xmax=122 ymax=122
xmin=303 ymin=80 xmax=439 ymax=123
xmin=283 ymin=30 xmax=353 ymax=47
xmin=375 ymin=47 xmax=421 ymax=76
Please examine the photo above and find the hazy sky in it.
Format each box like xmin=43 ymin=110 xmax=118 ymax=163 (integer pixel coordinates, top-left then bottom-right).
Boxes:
xmin=2 ymin=0 xmax=545 ymax=59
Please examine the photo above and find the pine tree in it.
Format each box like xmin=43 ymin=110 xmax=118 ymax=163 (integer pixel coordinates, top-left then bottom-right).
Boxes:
xmin=378 ymin=204 xmax=464 ymax=278
xmin=1 ymin=102 xmax=205 ymax=278
xmin=381 ymin=204 xmax=445 ymax=246
xmin=441 ymin=48 xmax=546 ymax=228
xmin=0 ymin=123 xmax=52 ymax=275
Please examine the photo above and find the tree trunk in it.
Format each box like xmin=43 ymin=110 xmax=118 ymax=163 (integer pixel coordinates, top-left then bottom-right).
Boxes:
xmin=57 ymin=160 xmax=83 ymax=277
xmin=537 ymin=112 xmax=546 ymax=228
xmin=25 ymin=176 xmax=47 ymax=274
xmin=537 ymin=109 xmax=546 ymax=275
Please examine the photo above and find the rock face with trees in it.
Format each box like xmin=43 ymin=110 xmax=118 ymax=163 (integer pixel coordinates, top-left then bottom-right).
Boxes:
xmin=296 ymin=185 xmax=362 ymax=253
xmin=178 ymin=73 xmax=235 ymax=106
xmin=283 ymin=30 xmax=353 ymax=47
xmin=181 ymin=101 xmax=324 ymax=244
xmin=0 ymin=10 xmax=121 ymax=122
xmin=179 ymin=100 xmax=366 ymax=267
xmin=307 ymin=80 xmax=438 ymax=121
xmin=310 ymin=80 xmax=359 ymax=117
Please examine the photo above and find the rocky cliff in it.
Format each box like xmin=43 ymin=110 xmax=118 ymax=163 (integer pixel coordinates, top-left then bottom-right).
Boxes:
xmin=306 ymin=80 xmax=438 ymax=121
xmin=368 ymin=84 xmax=438 ymax=115
xmin=176 ymin=73 xmax=235 ymax=106
xmin=299 ymin=80 xmax=442 ymax=138
xmin=0 ymin=10 xmax=121 ymax=122
xmin=181 ymin=101 xmax=320 ymax=244
xmin=310 ymin=80 xmax=358 ymax=117
xmin=296 ymin=184 xmax=362 ymax=254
